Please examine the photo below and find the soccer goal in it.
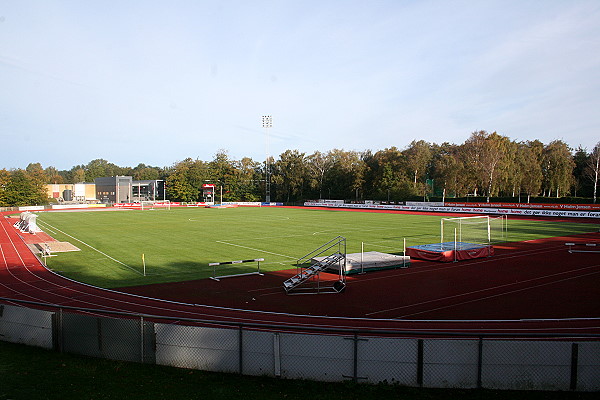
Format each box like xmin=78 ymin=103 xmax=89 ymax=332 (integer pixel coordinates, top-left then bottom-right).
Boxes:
xmin=140 ymin=200 xmax=171 ymax=211
xmin=441 ymin=215 xmax=507 ymax=248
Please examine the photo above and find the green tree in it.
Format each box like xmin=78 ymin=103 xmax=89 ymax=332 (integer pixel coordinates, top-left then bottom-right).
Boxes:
xmin=572 ymin=145 xmax=595 ymax=198
xmin=166 ymin=158 xmax=209 ymax=202
xmin=208 ymin=150 xmax=235 ymax=201
xmin=462 ymin=131 xmax=512 ymax=201
xmin=272 ymin=150 xmax=307 ymax=202
xmin=515 ymin=141 xmax=543 ymax=202
xmin=542 ymin=140 xmax=575 ymax=197
xmin=323 ymin=149 xmax=367 ymax=200
xmin=431 ymin=143 xmax=466 ymax=198
xmin=45 ymin=166 xmax=64 ymax=184
xmin=25 ymin=163 xmax=49 ymax=204
xmin=67 ymin=166 xmax=87 ymax=183
xmin=85 ymin=159 xmax=123 ymax=181
xmin=4 ymin=169 xmax=47 ymax=206
xmin=0 ymin=169 xmax=10 ymax=207
xmin=404 ymin=140 xmax=432 ymax=189
xmin=229 ymin=157 xmax=261 ymax=202
xmin=367 ymin=147 xmax=409 ymax=200
xmin=306 ymin=151 xmax=334 ymax=200
xmin=586 ymin=142 xmax=600 ymax=203
xmin=131 ymin=164 xmax=157 ymax=180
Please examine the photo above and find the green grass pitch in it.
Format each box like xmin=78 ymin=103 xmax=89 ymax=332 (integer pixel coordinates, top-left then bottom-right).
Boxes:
xmin=34 ymin=207 xmax=597 ymax=288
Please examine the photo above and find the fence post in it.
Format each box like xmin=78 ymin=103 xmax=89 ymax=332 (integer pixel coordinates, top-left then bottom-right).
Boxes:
xmin=416 ymin=339 xmax=424 ymax=387
xmin=52 ymin=308 xmax=64 ymax=352
xmin=238 ymin=325 xmax=244 ymax=375
xmin=477 ymin=337 xmax=483 ymax=389
xmin=140 ymin=316 xmax=145 ymax=364
xmin=570 ymin=343 xmax=579 ymax=391
xmin=273 ymin=332 xmax=281 ymax=377
xmin=343 ymin=332 xmax=368 ymax=382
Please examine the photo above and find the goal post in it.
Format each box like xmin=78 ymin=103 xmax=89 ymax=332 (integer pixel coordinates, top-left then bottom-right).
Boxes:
xmin=140 ymin=200 xmax=171 ymax=210
xmin=441 ymin=215 xmax=507 ymax=247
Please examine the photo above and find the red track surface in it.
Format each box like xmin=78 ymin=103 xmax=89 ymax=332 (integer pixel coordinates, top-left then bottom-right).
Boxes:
xmin=2 ymin=211 xmax=600 ymax=337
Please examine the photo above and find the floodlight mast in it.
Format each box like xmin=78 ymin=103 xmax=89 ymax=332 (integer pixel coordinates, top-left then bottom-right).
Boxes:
xmin=262 ymin=115 xmax=272 ymax=203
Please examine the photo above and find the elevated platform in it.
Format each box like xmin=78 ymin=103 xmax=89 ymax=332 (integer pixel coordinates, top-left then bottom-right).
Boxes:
xmin=312 ymin=251 xmax=409 ymax=275
xmin=406 ymin=242 xmax=493 ymax=262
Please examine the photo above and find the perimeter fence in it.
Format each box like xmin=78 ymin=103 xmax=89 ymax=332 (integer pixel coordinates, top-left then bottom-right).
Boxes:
xmin=1 ymin=298 xmax=599 ymax=392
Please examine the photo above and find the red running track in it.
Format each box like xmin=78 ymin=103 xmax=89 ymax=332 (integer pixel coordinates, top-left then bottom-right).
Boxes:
xmin=1 ymin=212 xmax=600 ymax=337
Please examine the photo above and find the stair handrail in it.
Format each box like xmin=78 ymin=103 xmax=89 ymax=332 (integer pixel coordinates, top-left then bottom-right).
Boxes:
xmin=296 ymin=236 xmax=346 ymax=269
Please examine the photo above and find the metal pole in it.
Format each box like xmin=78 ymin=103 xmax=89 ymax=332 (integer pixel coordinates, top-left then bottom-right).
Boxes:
xmin=140 ymin=316 xmax=145 ymax=363
xmin=403 ymin=237 xmax=406 ymax=268
xmin=262 ymin=115 xmax=272 ymax=203
xmin=454 ymin=228 xmax=458 ymax=262
xmin=361 ymin=242 xmax=364 ymax=274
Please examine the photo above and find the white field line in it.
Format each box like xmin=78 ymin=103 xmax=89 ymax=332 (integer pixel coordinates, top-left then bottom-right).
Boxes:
xmin=37 ymin=220 xmax=143 ymax=276
xmin=215 ymin=240 xmax=297 ymax=260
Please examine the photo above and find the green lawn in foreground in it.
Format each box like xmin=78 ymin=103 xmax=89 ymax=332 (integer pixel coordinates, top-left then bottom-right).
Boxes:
xmin=35 ymin=207 xmax=598 ymax=288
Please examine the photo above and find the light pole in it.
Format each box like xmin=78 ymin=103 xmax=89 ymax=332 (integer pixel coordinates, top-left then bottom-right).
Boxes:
xmin=262 ymin=115 xmax=272 ymax=203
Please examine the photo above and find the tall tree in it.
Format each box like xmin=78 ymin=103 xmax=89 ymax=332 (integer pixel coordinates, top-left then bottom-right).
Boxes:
xmin=306 ymin=151 xmax=334 ymax=200
xmin=324 ymin=149 xmax=367 ymax=200
xmin=586 ymin=142 xmax=600 ymax=203
xmin=166 ymin=158 xmax=209 ymax=202
xmin=367 ymin=147 xmax=408 ymax=200
xmin=542 ymin=140 xmax=575 ymax=197
xmin=25 ymin=163 xmax=49 ymax=204
xmin=4 ymin=169 xmax=47 ymax=206
xmin=0 ymin=169 xmax=10 ymax=207
xmin=132 ymin=163 xmax=161 ymax=181
xmin=85 ymin=159 xmax=122 ymax=181
xmin=462 ymin=131 xmax=512 ymax=201
xmin=404 ymin=140 xmax=432 ymax=189
xmin=515 ymin=141 xmax=543 ymax=202
xmin=229 ymin=157 xmax=261 ymax=202
xmin=45 ymin=166 xmax=64 ymax=184
xmin=431 ymin=143 xmax=466 ymax=199
xmin=271 ymin=150 xmax=307 ymax=202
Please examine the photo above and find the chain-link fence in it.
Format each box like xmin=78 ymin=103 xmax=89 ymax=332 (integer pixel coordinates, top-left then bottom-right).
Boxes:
xmin=1 ymin=301 xmax=599 ymax=391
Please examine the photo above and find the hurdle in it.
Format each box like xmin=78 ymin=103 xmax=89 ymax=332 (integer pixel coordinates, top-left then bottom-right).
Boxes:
xmin=565 ymin=243 xmax=600 ymax=253
xmin=209 ymin=258 xmax=265 ymax=281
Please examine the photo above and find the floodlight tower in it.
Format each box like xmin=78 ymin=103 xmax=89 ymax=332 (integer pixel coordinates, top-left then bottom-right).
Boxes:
xmin=262 ymin=115 xmax=272 ymax=203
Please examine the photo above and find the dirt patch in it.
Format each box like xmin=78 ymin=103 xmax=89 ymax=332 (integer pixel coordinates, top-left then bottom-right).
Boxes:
xmin=30 ymin=241 xmax=80 ymax=254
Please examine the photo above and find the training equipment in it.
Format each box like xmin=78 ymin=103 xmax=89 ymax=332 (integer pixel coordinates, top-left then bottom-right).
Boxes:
xmin=441 ymin=215 xmax=506 ymax=246
xmin=13 ymin=212 xmax=42 ymax=234
xmin=407 ymin=215 xmax=506 ymax=262
xmin=317 ymin=251 xmax=409 ymax=274
xmin=283 ymin=236 xmax=346 ymax=294
xmin=565 ymin=242 xmax=600 ymax=253
xmin=140 ymin=200 xmax=171 ymax=210
xmin=209 ymin=258 xmax=265 ymax=281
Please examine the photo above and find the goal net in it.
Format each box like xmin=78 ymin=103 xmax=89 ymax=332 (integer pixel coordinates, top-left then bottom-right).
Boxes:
xmin=440 ymin=215 xmax=507 ymax=249
xmin=140 ymin=200 xmax=171 ymax=210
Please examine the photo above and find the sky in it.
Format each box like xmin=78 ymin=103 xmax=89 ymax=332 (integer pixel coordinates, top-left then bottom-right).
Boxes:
xmin=1 ymin=0 xmax=599 ymax=170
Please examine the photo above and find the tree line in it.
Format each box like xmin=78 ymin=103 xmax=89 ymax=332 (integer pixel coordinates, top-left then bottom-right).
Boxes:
xmin=1 ymin=131 xmax=599 ymax=207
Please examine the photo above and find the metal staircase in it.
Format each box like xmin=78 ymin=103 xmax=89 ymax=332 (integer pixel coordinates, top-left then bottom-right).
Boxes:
xmin=283 ymin=236 xmax=347 ymax=294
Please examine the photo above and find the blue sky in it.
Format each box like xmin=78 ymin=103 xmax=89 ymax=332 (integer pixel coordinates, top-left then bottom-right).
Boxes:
xmin=1 ymin=0 xmax=599 ymax=170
